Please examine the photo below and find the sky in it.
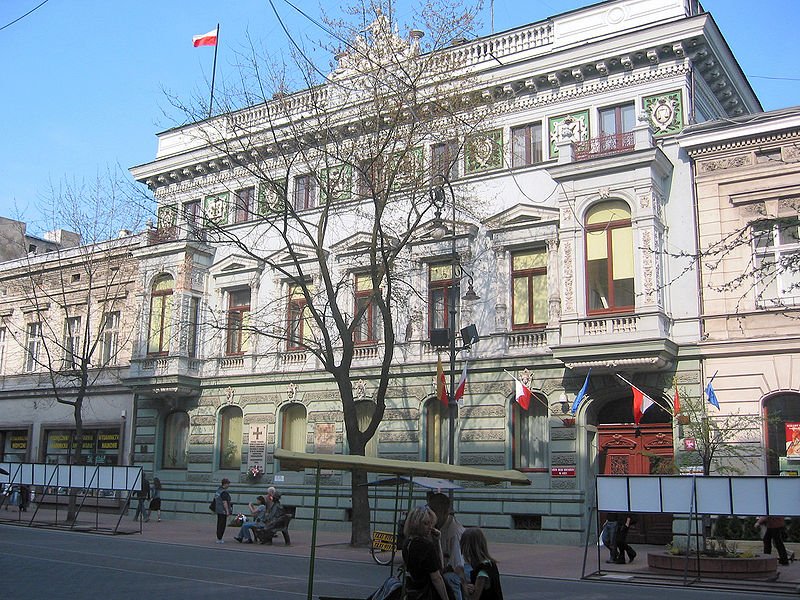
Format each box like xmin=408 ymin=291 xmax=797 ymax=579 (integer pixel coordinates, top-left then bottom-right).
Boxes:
xmin=1 ymin=0 xmax=798 ymax=231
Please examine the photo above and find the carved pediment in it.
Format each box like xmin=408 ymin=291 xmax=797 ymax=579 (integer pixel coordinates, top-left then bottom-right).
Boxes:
xmin=484 ymin=203 xmax=559 ymax=232
xmin=332 ymin=232 xmax=397 ymax=259
xmin=600 ymin=433 xmax=637 ymax=450
xmin=209 ymin=254 xmax=263 ymax=279
xmin=265 ymin=244 xmax=327 ymax=268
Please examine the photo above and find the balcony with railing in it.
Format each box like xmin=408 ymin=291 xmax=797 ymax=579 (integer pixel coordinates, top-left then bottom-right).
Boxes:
xmin=574 ymin=131 xmax=635 ymax=161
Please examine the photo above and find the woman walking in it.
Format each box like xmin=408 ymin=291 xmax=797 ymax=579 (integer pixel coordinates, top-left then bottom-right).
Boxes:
xmin=146 ymin=477 xmax=162 ymax=522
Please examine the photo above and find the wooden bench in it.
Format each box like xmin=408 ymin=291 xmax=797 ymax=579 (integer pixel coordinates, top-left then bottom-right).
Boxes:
xmin=253 ymin=514 xmax=292 ymax=545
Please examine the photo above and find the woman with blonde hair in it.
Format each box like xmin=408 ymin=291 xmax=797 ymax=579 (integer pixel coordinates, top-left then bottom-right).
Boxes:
xmin=459 ymin=528 xmax=503 ymax=600
xmin=402 ymin=505 xmax=451 ymax=600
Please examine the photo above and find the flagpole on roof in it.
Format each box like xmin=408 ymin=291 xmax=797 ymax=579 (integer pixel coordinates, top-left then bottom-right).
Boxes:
xmin=208 ymin=23 xmax=220 ymax=119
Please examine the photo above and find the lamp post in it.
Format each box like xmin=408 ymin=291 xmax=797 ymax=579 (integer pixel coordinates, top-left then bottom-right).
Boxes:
xmin=429 ymin=175 xmax=480 ymax=465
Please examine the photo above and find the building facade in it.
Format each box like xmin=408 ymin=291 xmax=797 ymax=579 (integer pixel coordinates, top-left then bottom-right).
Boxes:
xmin=0 ymin=232 xmax=140 ymax=474
xmin=127 ymin=0 xmax=762 ymax=544
xmin=680 ymin=107 xmax=800 ymax=478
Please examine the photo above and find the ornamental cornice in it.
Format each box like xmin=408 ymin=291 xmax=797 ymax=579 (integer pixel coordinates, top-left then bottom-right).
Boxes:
xmin=685 ymin=130 xmax=800 ymax=158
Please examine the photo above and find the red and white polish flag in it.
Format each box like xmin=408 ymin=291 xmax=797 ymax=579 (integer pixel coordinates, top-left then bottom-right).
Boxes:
xmin=193 ymin=28 xmax=218 ymax=47
xmin=631 ymin=385 xmax=655 ymax=425
xmin=512 ymin=375 xmax=531 ymax=411
xmin=454 ymin=362 xmax=467 ymax=406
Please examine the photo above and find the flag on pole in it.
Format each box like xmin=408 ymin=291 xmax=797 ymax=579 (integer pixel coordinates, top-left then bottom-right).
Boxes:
xmin=436 ymin=356 xmax=449 ymax=407
xmin=571 ymin=369 xmax=591 ymax=415
xmin=193 ymin=27 xmax=218 ymax=47
xmin=631 ymin=385 xmax=655 ymax=425
xmin=706 ymin=381 xmax=720 ymax=409
xmin=511 ymin=375 xmax=531 ymax=410
xmin=454 ymin=361 xmax=467 ymax=406
xmin=673 ymin=387 xmax=681 ymax=415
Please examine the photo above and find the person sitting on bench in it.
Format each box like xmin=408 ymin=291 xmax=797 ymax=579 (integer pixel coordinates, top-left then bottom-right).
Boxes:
xmin=234 ymin=495 xmax=268 ymax=544
xmin=256 ymin=489 xmax=289 ymax=545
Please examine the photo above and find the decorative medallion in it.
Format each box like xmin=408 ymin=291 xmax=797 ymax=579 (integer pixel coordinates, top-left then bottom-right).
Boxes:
xmin=465 ymin=129 xmax=503 ymax=173
xmin=548 ymin=110 xmax=589 ymax=157
xmin=257 ymin=179 xmax=286 ymax=214
xmin=204 ymin=192 xmax=229 ymax=225
xmin=642 ymin=90 xmax=683 ymax=136
xmin=354 ymin=379 xmax=368 ymax=400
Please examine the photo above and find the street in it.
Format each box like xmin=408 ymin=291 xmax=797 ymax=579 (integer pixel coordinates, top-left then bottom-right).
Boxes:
xmin=0 ymin=525 xmax=790 ymax=599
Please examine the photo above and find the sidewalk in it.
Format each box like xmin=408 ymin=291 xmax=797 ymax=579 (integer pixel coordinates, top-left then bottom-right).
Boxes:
xmin=3 ymin=508 xmax=800 ymax=591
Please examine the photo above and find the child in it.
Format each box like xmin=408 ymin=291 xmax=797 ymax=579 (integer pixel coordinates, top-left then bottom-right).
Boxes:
xmin=459 ymin=527 xmax=503 ymax=600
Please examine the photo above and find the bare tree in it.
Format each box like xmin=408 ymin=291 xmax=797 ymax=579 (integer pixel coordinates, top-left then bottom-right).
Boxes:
xmin=158 ymin=0 xmax=489 ymax=544
xmin=0 ymin=173 xmax=145 ymax=521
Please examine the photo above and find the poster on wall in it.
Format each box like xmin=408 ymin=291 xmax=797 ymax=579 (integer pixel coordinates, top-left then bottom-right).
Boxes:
xmin=786 ymin=423 xmax=800 ymax=459
xmin=248 ymin=423 xmax=267 ymax=470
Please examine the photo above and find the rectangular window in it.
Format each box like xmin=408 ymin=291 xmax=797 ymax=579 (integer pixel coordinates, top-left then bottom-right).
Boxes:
xmin=429 ymin=264 xmax=459 ymax=332
xmin=511 ymin=123 xmax=543 ymax=168
xmin=226 ymin=289 xmax=251 ymax=355
xmin=753 ymin=216 xmax=800 ymax=306
xmin=63 ymin=316 xmax=81 ymax=369
xmin=293 ymin=174 xmax=316 ymax=212
xmin=431 ymin=140 xmax=460 ymax=181
xmin=233 ymin=186 xmax=254 ymax=223
xmin=512 ymin=249 xmax=548 ymax=328
xmin=25 ymin=322 xmax=42 ymax=372
xmin=512 ymin=398 xmax=547 ymax=470
xmin=288 ymin=284 xmax=313 ymax=350
xmin=357 ymin=158 xmax=384 ymax=200
xmin=188 ymin=297 xmax=200 ymax=358
xmin=100 ymin=311 xmax=120 ymax=365
xmin=354 ymin=274 xmax=382 ymax=344
xmin=599 ymin=103 xmax=636 ymax=136
xmin=184 ymin=199 xmax=201 ymax=232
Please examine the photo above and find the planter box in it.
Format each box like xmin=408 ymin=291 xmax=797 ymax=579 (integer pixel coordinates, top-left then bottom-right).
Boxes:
xmin=648 ymin=552 xmax=777 ymax=578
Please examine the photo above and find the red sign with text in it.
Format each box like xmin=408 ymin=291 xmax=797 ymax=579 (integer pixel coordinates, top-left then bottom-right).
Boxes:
xmin=551 ymin=467 xmax=576 ymax=477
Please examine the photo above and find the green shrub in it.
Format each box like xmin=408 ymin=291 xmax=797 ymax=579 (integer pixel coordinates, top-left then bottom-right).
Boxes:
xmin=727 ymin=516 xmax=743 ymax=539
xmin=788 ymin=518 xmax=800 ymax=543
xmin=714 ymin=515 xmax=730 ymax=539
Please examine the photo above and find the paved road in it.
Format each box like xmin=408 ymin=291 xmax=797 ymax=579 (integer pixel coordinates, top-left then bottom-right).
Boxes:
xmin=0 ymin=525 xmax=791 ymax=599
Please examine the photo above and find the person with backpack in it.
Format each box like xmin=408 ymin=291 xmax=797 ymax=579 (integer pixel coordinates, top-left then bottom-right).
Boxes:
xmin=212 ymin=478 xmax=232 ymax=543
xmin=145 ymin=477 xmax=162 ymax=522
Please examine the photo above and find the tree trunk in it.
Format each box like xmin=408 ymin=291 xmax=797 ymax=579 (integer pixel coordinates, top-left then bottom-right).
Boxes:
xmin=66 ymin=401 xmax=84 ymax=523
xmin=350 ymin=468 xmax=371 ymax=546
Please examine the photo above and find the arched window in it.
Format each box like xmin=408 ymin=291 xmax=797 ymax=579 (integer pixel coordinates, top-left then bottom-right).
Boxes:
xmin=148 ymin=274 xmax=174 ymax=354
xmin=218 ymin=406 xmax=243 ymax=470
xmin=161 ymin=411 xmax=189 ymax=469
xmin=424 ymin=398 xmax=448 ymax=463
xmin=585 ymin=201 xmax=634 ymax=314
xmin=281 ymin=403 xmax=307 ymax=453
xmin=356 ymin=400 xmax=378 ymax=457
xmin=765 ymin=393 xmax=800 ymax=475
xmin=511 ymin=393 xmax=548 ymax=470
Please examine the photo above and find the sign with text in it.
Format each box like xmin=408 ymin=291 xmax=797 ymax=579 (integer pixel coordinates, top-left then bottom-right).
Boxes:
xmin=551 ymin=467 xmax=575 ymax=477
xmin=248 ymin=423 xmax=267 ymax=469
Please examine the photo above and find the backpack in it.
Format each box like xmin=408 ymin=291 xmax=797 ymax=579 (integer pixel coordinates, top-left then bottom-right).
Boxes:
xmin=209 ymin=497 xmax=217 ymax=513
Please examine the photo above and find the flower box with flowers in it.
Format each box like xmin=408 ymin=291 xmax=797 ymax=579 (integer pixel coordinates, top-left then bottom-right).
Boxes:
xmin=246 ymin=465 xmax=264 ymax=483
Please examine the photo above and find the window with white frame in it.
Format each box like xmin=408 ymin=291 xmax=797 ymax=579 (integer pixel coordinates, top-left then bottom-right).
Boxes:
xmin=25 ymin=322 xmax=42 ymax=372
xmin=511 ymin=392 xmax=548 ymax=470
xmin=585 ymin=201 xmax=634 ymax=314
xmin=753 ymin=216 xmax=800 ymax=306
xmin=62 ymin=316 xmax=81 ymax=369
xmin=100 ymin=311 xmax=120 ymax=365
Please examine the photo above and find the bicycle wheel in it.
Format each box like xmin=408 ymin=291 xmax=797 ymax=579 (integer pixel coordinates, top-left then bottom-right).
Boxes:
xmin=370 ymin=539 xmax=395 ymax=565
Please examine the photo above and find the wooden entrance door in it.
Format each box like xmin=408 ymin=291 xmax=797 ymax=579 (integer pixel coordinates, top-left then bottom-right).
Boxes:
xmin=598 ymin=423 xmax=674 ymax=544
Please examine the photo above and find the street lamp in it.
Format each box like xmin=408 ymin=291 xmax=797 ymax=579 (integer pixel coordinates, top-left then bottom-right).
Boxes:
xmin=429 ymin=174 xmax=480 ymax=465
